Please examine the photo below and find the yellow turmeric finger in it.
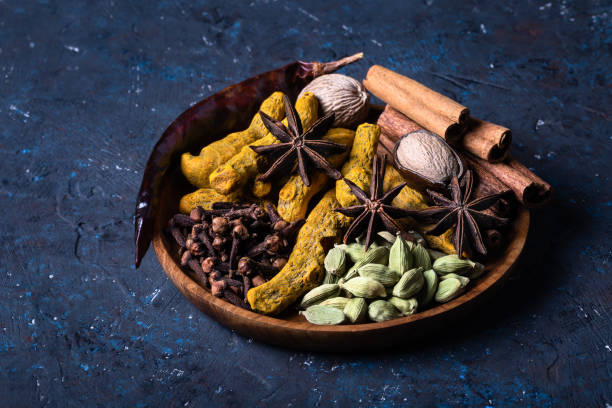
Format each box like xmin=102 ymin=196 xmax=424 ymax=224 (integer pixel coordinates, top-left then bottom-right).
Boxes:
xmin=335 ymin=123 xmax=380 ymax=207
xmin=382 ymin=164 xmax=456 ymax=254
xmin=180 ymin=92 xmax=286 ymax=188
xmin=247 ymin=189 xmax=351 ymax=315
xmin=179 ymin=188 xmax=241 ymax=214
xmin=277 ymin=128 xmax=355 ymax=222
xmin=209 ymin=93 xmax=318 ymax=195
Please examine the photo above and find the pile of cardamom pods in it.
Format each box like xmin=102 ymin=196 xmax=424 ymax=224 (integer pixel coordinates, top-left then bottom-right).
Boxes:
xmin=299 ymin=232 xmax=485 ymax=325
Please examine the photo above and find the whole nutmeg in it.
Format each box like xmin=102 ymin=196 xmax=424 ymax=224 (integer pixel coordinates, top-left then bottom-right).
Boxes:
xmin=394 ymin=129 xmax=464 ymax=189
xmin=298 ymin=74 xmax=369 ymax=128
xmin=211 ymin=217 xmax=230 ymax=234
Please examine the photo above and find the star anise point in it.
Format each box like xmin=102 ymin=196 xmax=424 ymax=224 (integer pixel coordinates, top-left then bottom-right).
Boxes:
xmin=335 ymin=155 xmax=413 ymax=250
xmin=406 ymin=170 xmax=509 ymax=258
xmin=250 ymin=95 xmax=344 ymax=185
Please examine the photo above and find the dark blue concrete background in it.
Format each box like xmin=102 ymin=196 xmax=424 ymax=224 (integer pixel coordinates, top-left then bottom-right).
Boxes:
xmin=1 ymin=0 xmax=610 ymax=406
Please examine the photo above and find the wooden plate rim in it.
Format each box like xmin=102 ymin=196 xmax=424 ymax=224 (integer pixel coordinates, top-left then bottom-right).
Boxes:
xmin=152 ymin=207 xmax=529 ymax=336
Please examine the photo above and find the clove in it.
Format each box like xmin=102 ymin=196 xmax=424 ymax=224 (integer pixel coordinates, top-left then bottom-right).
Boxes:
xmin=168 ymin=202 xmax=302 ymax=308
xmin=190 ymin=206 xmax=205 ymax=223
xmin=251 ymin=275 xmax=267 ymax=287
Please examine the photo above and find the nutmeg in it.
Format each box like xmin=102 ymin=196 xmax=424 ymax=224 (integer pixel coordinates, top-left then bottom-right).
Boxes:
xmin=394 ymin=129 xmax=464 ymax=190
xmin=298 ymin=74 xmax=369 ymax=127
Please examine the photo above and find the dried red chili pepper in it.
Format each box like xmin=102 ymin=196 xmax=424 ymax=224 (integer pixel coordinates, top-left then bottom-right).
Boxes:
xmin=134 ymin=53 xmax=364 ymax=267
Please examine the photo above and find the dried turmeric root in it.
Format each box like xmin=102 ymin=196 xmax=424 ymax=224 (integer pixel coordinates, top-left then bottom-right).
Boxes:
xmin=382 ymin=164 xmax=456 ymax=254
xmin=209 ymin=93 xmax=318 ymax=195
xmin=180 ymin=92 xmax=286 ymax=188
xmin=179 ymin=188 xmax=241 ymax=214
xmin=336 ymin=123 xmax=380 ymax=207
xmin=247 ymin=189 xmax=351 ymax=315
xmin=277 ymin=128 xmax=355 ymax=222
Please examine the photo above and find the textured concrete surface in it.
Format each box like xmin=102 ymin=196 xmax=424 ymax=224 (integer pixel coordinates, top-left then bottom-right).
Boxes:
xmin=1 ymin=0 xmax=610 ymax=406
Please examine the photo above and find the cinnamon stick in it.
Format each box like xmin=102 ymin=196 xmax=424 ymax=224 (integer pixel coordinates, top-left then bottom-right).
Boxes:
xmin=464 ymin=117 xmax=512 ymax=163
xmin=365 ymin=68 xmax=512 ymax=162
xmin=469 ymin=154 xmax=552 ymax=207
xmin=456 ymin=150 xmax=513 ymax=203
xmin=377 ymin=107 xmax=552 ymax=207
xmin=364 ymin=65 xmax=468 ymax=143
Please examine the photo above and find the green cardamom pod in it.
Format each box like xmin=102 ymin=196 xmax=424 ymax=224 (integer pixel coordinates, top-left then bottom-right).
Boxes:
xmin=343 ymin=242 xmax=366 ymax=263
xmin=339 ymin=276 xmax=387 ymax=298
xmin=392 ymin=267 xmax=424 ymax=299
xmin=412 ymin=243 xmax=432 ymax=270
xmin=439 ymin=273 xmax=470 ymax=288
xmin=433 ymin=254 xmax=475 ymax=275
xmin=343 ymin=297 xmax=367 ymax=324
xmin=300 ymin=305 xmax=345 ymax=325
xmin=434 ymin=278 xmax=464 ymax=303
xmin=389 ymin=297 xmax=418 ymax=316
xmin=389 ymin=234 xmax=413 ymax=276
xmin=299 ymin=283 xmax=340 ymax=309
xmin=345 ymin=246 xmax=390 ymax=278
xmin=377 ymin=231 xmax=397 ymax=244
xmin=368 ymin=300 xmax=401 ymax=322
xmin=341 ymin=268 xmax=359 ymax=282
xmin=322 ymin=272 xmax=340 ymax=284
xmin=319 ymin=296 xmax=351 ymax=310
xmin=416 ymin=269 xmax=439 ymax=307
xmin=357 ymin=263 xmax=400 ymax=287
xmin=324 ymin=247 xmax=347 ymax=277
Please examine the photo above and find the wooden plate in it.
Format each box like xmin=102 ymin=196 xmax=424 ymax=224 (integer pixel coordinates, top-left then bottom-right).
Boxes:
xmin=152 ymin=164 xmax=529 ymax=351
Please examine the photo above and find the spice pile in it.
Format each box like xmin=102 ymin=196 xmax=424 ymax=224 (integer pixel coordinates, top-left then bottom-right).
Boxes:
xmin=168 ymin=203 xmax=303 ymax=309
xmin=299 ymin=232 xmax=483 ymax=325
xmin=163 ymin=62 xmax=551 ymax=323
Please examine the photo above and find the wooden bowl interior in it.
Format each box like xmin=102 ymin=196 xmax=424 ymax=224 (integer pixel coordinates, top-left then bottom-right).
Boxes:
xmin=153 ymin=164 xmax=529 ymax=351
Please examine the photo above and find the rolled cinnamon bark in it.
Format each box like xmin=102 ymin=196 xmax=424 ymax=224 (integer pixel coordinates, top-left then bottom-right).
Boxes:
xmin=378 ymin=104 xmax=511 ymax=164
xmin=464 ymin=117 xmax=512 ymax=163
xmin=377 ymin=105 xmax=422 ymax=137
xmin=457 ymin=151 xmax=513 ymax=202
xmin=477 ymin=154 xmax=552 ymax=207
xmin=377 ymin=107 xmax=551 ymax=207
xmin=364 ymin=65 xmax=468 ymax=143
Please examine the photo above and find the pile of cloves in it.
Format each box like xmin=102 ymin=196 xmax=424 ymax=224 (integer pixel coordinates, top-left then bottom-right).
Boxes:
xmin=168 ymin=202 xmax=304 ymax=309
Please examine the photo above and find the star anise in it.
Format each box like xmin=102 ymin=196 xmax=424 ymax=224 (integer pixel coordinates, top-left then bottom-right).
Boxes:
xmin=249 ymin=95 xmax=346 ymax=186
xmin=334 ymin=154 xmax=413 ymax=250
xmin=405 ymin=170 xmax=509 ymax=257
